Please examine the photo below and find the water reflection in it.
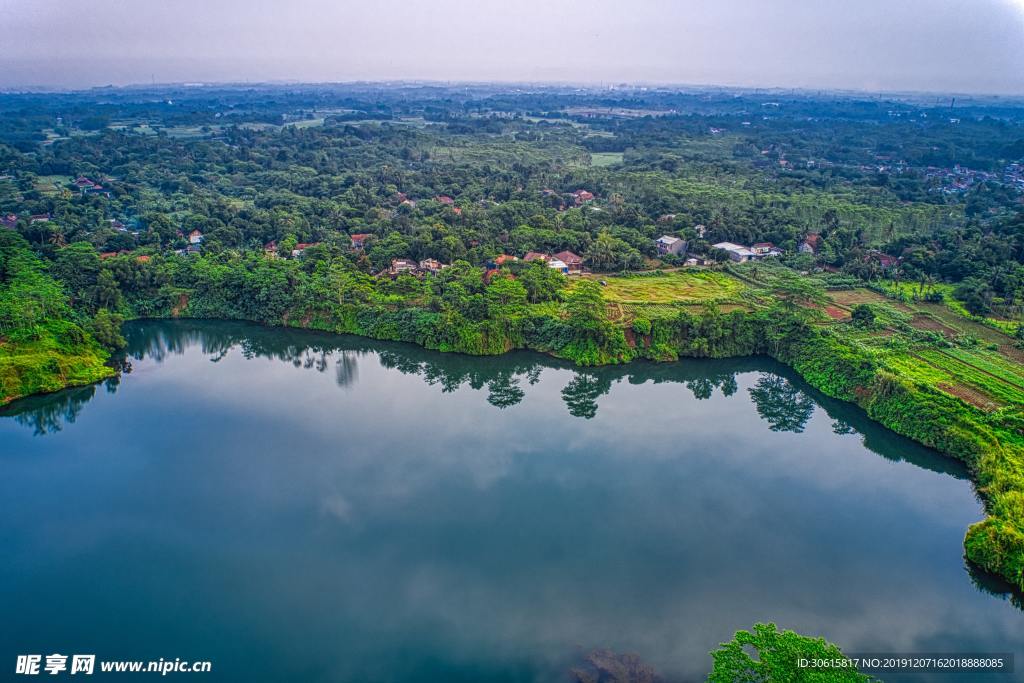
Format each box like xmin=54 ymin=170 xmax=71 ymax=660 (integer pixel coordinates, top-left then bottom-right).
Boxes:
xmin=2 ymin=320 xmax=1020 ymax=682
xmin=748 ymin=375 xmax=816 ymax=433
xmin=0 ymin=319 xmax=975 ymax=484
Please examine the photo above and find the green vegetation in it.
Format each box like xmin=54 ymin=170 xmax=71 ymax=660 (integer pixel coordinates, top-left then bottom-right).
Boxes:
xmin=0 ymin=232 xmax=113 ymax=405
xmin=710 ymin=623 xmax=868 ymax=682
xmin=589 ymin=152 xmax=624 ymax=167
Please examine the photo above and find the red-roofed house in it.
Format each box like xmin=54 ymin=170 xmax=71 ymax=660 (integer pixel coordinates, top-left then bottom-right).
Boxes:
xmin=867 ymin=250 xmax=899 ymax=270
xmin=494 ymin=254 xmax=518 ymax=266
xmin=799 ymin=234 xmax=820 ymax=254
xmin=572 ymin=190 xmax=595 ymax=204
xmin=523 ymin=251 xmax=549 ymax=262
xmin=350 ymin=233 xmax=371 ymax=250
xmin=292 ymin=242 xmax=320 ymax=257
xmin=436 ymin=195 xmax=455 ymax=205
xmin=553 ymin=250 xmax=583 ymax=274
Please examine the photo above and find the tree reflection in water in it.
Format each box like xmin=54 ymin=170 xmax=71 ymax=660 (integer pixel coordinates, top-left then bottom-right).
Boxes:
xmin=0 ymin=320 xmax=980 ymax=484
xmin=747 ymin=375 xmax=816 ymax=433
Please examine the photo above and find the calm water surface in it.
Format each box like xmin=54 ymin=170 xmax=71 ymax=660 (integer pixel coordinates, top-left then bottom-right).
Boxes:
xmin=1 ymin=320 xmax=1021 ymax=682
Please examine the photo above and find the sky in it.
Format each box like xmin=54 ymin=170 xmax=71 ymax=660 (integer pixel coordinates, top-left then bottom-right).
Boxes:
xmin=1 ymin=0 xmax=1023 ymax=94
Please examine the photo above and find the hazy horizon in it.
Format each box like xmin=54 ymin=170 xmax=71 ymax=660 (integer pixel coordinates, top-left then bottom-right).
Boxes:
xmin=2 ymin=0 xmax=1024 ymax=95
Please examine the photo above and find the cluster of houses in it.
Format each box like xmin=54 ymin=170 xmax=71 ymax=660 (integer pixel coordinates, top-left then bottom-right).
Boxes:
xmin=1005 ymin=162 xmax=1024 ymax=191
xmin=522 ymin=250 xmax=584 ymax=274
xmin=924 ymin=165 xmax=999 ymax=195
xmin=1 ymin=212 xmax=52 ymax=229
xmin=388 ymin=258 xmax=449 ymax=276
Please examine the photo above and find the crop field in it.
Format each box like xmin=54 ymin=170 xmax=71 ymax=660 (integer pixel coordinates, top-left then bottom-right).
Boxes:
xmin=584 ymin=270 xmax=747 ymax=305
xmin=829 ymin=288 xmax=891 ymax=307
xmin=942 ymin=347 xmax=1024 ymax=387
xmin=915 ymin=349 xmax=1024 ymax=406
xmin=32 ymin=175 xmax=69 ymax=194
xmin=590 ymin=152 xmax=624 ymax=167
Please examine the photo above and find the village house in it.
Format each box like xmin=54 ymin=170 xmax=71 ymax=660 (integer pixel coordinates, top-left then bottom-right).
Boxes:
xmin=109 ymin=219 xmax=127 ymax=232
xmin=571 ymin=189 xmax=594 ymax=205
xmin=350 ymin=233 xmax=371 ymax=250
xmin=547 ymin=258 xmax=569 ymax=274
xmin=419 ymin=258 xmax=446 ymax=274
xmin=751 ymin=242 xmax=783 ymax=257
xmin=523 ymin=251 xmax=549 ymax=262
xmin=188 ymin=229 xmax=204 ymax=245
xmin=866 ymin=249 xmax=899 ymax=270
xmin=74 ymin=176 xmax=100 ymax=191
xmin=291 ymin=242 xmax=320 ymax=257
xmin=656 ymin=235 xmax=686 ymax=256
xmin=264 ymin=241 xmax=278 ymax=258
xmin=435 ymin=195 xmax=455 ymax=205
xmin=553 ymin=250 xmax=584 ymax=274
xmin=712 ymin=241 xmax=756 ymax=262
xmin=389 ymin=258 xmax=419 ymax=276
xmin=30 ymin=213 xmax=51 ymax=223
xmin=1 ymin=213 xmax=17 ymax=229
xmin=488 ymin=254 xmax=518 ymax=269
xmin=799 ymin=234 xmax=820 ymax=255
xmin=658 ymin=213 xmax=677 ymax=223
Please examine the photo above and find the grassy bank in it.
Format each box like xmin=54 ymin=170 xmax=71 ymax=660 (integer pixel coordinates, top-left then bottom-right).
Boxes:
xmin=0 ymin=233 xmax=115 ymax=406
xmin=0 ymin=320 xmax=114 ymax=406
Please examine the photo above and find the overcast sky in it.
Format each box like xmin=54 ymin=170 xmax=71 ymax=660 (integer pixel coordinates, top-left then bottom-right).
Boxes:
xmin=1 ymin=0 xmax=1023 ymax=94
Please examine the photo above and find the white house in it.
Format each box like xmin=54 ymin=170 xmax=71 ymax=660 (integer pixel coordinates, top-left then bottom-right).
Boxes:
xmin=656 ymin=235 xmax=687 ymax=256
xmin=547 ymin=258 xmax=569 ymax=274
xmin=712 ymin=241 xmax=756 ymax=262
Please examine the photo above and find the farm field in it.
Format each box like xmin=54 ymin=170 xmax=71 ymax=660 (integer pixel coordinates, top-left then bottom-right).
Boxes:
xmin=32 ymin=175 xmax=69 ymax=194
xmin=580 ymin=270 xmax=748 ymax=305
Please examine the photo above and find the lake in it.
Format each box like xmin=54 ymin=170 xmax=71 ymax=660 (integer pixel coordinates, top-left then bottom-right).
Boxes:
xmin=1 ymin=320 xmax=1021 ymax=682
